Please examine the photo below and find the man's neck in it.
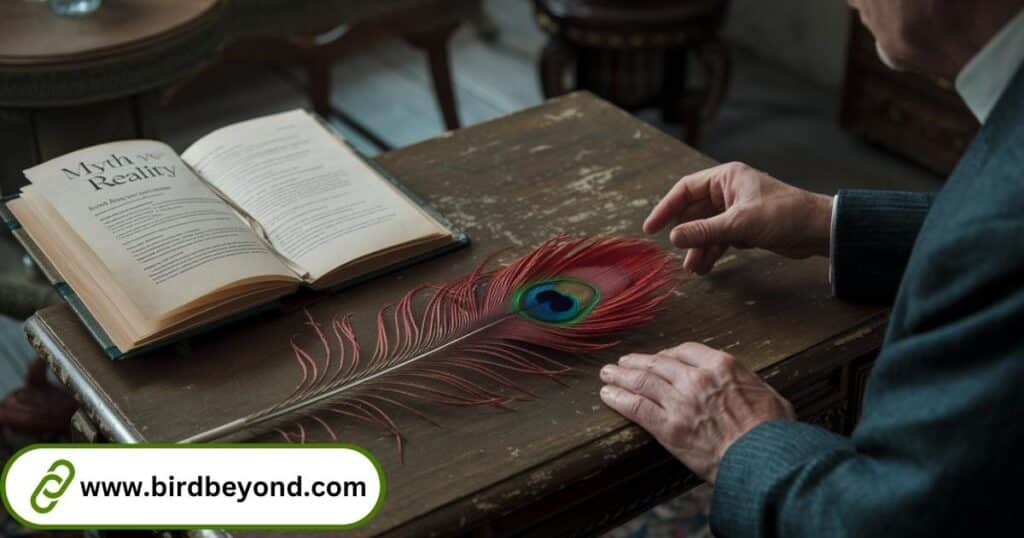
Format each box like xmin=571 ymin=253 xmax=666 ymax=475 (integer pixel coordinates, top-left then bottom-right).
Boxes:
xmin=955 ymin=9 xmax=1024 ymax=123
xmin=941 ymin=3 xmax=1024 ymax=79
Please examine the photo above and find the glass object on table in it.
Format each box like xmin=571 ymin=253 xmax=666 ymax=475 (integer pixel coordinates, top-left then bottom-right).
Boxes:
xmin=49 ymin=0 xmax=101 ymax=16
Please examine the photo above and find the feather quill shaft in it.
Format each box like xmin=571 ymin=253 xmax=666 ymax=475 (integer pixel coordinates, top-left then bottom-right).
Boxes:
xmin=179 ymin=315 xmax=513 ymax=443
xmin=179 ymin=236 xmax=680 ymax=448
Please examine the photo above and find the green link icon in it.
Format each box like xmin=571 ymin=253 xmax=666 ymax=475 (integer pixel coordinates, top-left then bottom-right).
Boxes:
xmin=30 ymin=459 xmax=75 ymax=514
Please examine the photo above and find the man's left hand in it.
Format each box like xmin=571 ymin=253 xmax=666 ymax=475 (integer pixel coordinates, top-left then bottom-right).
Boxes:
xmin=599 ymin=342 xmax=795 ymax=483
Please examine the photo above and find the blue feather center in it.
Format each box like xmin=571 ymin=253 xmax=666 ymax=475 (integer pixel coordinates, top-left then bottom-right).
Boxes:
xmin=513 ymin=279 xmax=599 ymax=324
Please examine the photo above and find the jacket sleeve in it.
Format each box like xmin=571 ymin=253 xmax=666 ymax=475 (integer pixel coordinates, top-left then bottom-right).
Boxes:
xmin=711 ymin=219 xmax=1024 ymax=537
xmin=830 ymin=190 xmax=934 ymax=304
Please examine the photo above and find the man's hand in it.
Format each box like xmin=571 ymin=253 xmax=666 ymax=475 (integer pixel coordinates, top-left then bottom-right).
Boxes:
xmin=599 ymin=342 xmax=795 ymax=483
xmin=644 ymin=162 xmax=833 ymax=274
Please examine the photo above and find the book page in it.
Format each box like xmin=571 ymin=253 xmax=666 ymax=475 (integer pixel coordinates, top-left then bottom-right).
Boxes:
xmin=181 ymin=110 xmax=442 ymax=281
xmin=22 ymin=140 xmax=297 ymax=319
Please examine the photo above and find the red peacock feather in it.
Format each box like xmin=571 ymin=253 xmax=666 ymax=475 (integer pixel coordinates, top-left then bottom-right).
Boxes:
xmin=181 ymin=236 xmax=679 ymax=457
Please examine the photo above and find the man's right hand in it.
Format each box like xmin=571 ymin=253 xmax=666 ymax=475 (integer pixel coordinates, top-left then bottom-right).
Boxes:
xmin=643 ymin=162 xmax=834 ymax=274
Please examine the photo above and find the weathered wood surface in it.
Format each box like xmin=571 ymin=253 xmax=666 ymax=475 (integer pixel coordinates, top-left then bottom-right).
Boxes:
xmin=28 ymin=92 xmax=885 ymax=536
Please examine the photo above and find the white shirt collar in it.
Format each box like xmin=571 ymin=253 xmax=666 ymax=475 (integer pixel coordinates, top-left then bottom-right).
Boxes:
xmin=955 ymin=9 xmax=1024 ymax=124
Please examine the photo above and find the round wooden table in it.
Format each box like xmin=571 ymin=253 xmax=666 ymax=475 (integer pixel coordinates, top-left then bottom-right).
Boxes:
xmin=0 ymin=0 xmax=223 ymax=195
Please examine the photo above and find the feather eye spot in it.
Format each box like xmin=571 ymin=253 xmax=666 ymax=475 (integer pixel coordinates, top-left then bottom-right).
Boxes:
xmin=513 ymin=279 xmax=600 ymax=324
xmin=535 ymin=290 xmax=574 ymax=313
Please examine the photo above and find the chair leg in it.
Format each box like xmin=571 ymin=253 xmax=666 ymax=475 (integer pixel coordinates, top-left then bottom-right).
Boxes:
xmin=407 ymin=25 xmax=461 ymax=131
xmin=660 ymin=48 xmax=687 ymax=124
xmin=468 ymin=0 xmax=499 ymax=42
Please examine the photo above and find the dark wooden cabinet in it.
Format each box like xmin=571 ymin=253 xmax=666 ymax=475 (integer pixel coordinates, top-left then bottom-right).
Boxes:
xmin=841 ymin=16 xmax=979 ymax=176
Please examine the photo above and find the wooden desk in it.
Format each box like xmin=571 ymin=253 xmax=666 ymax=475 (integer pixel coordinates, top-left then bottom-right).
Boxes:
xmin=26 ymin=92 xmax=887 ymax=537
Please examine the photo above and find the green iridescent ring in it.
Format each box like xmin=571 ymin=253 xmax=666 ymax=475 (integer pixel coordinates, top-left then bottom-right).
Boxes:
xmin=511 ymin=278 xmax=601 ymax=325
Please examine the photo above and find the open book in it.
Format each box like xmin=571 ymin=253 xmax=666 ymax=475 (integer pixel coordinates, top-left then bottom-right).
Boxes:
xmin=3 ymin=110 xmax=466 ymax=358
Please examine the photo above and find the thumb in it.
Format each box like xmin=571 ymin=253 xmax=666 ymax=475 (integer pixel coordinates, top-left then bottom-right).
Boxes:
xmin=669 ymin=211 xmax=737 ymax=249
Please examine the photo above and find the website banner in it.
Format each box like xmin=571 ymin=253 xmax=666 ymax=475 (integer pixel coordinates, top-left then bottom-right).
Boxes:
xmin=1 ymin=444 xmax=384 ymax=530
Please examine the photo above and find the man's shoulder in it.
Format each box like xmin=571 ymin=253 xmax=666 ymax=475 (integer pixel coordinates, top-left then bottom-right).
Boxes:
xmin=935 ymin=65 xmax=1024 ymax=228
xmin=962 ymin=61 xmax=1024 ymax=175
xmin=894 ymin=76 xmax=1024 ymax=332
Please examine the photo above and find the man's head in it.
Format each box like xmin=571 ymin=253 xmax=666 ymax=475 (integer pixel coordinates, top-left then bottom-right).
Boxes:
xmin=848 ymin=0 xmax=1024 ymax=77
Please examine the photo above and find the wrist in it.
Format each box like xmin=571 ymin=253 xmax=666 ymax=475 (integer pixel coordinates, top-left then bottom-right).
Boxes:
xmin=807 ymin=192 xmax=834 ymax=257
xmin=709 ymin=417 xmax=769 ymax=484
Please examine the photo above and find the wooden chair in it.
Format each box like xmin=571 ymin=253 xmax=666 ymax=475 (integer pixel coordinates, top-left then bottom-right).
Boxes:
xmin=217 ymin=0 xmax=483 ymax=138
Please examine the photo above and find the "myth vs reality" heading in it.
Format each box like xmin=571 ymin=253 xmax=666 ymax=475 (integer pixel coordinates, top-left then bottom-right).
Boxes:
xmin=61 ymin=152 xmax=177 ymax=191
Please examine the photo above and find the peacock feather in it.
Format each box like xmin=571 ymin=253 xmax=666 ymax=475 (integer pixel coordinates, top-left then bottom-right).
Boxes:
xmin=182 ymin=236 xmax=680 ymax=457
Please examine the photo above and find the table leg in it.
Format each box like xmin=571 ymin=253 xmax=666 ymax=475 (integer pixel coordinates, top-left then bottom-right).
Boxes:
xmin=0 ymin=109 xmax=39 ymax=197
xmin=70 ymin=410 xmax=102 ymax=443
xmin=33 ymin=95 xmax=154 ymax=162
xmin=306 ymin=54 xmax=332 ymax=117
xmin=539 ymin=38 xmax=575 ymax=98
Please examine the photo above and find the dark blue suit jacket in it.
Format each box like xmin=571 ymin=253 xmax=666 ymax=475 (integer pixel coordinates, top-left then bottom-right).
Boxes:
xmin=710 ymin=65 xmax=1024 ymax=537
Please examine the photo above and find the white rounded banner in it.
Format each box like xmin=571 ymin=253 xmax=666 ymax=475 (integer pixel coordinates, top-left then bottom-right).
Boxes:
xmin=1 ymin=445 xmax=384 ymax=530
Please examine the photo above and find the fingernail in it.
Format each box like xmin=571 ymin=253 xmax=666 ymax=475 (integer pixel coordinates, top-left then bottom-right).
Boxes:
xmin=600 ymin=385 xmax=613 ymax=398
xmin=600 ymin=365 xmax=615 ymax=380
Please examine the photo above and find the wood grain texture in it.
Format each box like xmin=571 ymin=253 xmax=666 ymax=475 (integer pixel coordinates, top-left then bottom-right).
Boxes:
xmin=28 ymin=92 xmax=885 ymax=536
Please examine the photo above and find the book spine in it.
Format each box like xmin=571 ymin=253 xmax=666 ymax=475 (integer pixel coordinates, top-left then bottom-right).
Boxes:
xmin=0 ymin=195 xmax=20 ymax=231
xmin=52 ymin=283 xmax=123 ymax=359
